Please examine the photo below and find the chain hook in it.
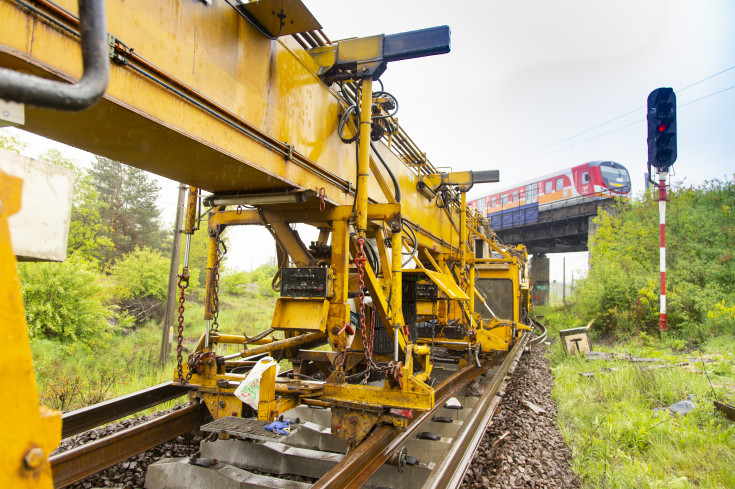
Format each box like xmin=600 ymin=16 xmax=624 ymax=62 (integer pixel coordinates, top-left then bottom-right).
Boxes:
xmin=318 ymin=187 xmax=326 ymax=212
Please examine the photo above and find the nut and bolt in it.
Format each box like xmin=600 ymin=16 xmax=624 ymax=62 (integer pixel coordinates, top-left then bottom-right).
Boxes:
xmin=23 ymin=447 xmax=44 ymax=470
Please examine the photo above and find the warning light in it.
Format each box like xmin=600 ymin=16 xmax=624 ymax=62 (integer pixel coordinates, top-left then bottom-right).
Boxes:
xmin=647 ymin=88 xmax=677 ymax=170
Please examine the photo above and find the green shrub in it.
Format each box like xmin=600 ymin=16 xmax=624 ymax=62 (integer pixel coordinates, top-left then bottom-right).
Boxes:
xmin=221 ymin=264 xmax=279 ymax=298
xmin=109 ymin=247 xmax=169 ymax=301
xmin=18 ymin=255 xmax=111 ymax=343
xmin=575 ymin=178 xmax=735 ymax=337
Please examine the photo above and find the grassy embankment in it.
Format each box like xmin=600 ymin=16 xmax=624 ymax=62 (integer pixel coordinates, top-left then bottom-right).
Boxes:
xmin=537 ymin=178 xmax=735 ymax=488
xmin=540 ymin=305 xmax=735 ymax=488
xmin=31 ymin=291 xmax=277 ymax=413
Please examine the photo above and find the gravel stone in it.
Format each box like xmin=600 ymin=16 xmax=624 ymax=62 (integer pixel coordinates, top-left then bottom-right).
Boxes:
xmin=461 ymin=344 xmax=581 ymax=489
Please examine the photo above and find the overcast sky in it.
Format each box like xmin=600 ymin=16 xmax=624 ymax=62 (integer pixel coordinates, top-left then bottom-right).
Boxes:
xmin=5 ymin=1 xmax=734 ymax=287
xmin=307 ymin=0 xmax=735 ymax=286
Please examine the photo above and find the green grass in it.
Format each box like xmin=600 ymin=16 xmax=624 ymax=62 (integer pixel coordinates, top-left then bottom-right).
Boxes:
xmin=31 ymin=290 xmax=278 ymax=412
xmin=539 ymin=305 xmax=735 ymax=488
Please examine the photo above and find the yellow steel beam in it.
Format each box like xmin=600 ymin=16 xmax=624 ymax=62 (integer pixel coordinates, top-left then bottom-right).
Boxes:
xmin=0 ymin=0 xmax=461 ymax=252
xmin=0 ymin=169 xmax=61 ymax=489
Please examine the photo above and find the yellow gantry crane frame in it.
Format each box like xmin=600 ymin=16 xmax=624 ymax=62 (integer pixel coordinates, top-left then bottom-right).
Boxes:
xmin=0 ymin=0 xmax=532 ymax=483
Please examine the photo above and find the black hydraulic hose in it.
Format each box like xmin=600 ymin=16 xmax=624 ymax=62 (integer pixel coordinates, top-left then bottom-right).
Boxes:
xmin=370 ymin=141 xmax=401 ymax=203
xmin=0 ymin=0 xmax=109 ymax=111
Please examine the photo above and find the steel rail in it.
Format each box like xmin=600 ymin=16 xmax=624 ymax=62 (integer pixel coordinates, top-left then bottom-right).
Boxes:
xmin=312 ymin=353 xmax=504 ymax=489
xmin=61 ymin=382 xmax=190 ymax=438
xmin=421 ymin=331 xmax=530 ymax=488
xmin=51 ymin=402 xmax=207 ymax=488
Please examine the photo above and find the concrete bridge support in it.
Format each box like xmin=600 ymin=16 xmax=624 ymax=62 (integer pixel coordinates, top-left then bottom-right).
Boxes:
xmin=530 ymin=254 xmax=550 ymax=306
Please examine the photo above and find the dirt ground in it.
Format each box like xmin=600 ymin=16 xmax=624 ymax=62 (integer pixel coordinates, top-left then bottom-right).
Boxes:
xmin=461 ymin=344 xmax=581 ymax=489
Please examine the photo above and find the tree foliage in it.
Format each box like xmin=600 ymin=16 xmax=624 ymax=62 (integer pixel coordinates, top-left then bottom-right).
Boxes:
xmin=90 ymin=156 xmax=167 ymax=263
xmin=40 ymin=149 xmax=114 ymax=264
xmin=0 ymin=130 xmax=27 ymax=154
xmin=109 ymin=247 xmax=170 ymax=301
xmin=576 ymin=178 xmax=735 ymax=337
xmin=18 ymin=255 xmax=111 ymax=343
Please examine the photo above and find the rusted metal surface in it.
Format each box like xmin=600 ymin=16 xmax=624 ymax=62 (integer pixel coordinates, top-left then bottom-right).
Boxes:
xmin=312 ymin=355 xmax=499 ymax=489
xmin=714 ymin=400 xmax=735 ymax=421
xmin=51 ymin=402 xmax=206 ymax=488
xmin=61 ymin=382 xmax=190 ymax=438
xmin=421 ymin=332 xmax=530 ymax=489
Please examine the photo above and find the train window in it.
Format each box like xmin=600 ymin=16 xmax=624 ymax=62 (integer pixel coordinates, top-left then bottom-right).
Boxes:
xmin=582 ymin=172 xmax=590 ymax=184
xmin=556 ymin=177 xmax=564 ymax=191
xmin=512 ymin=191 xmax=518 ymax=202
xmin=544 ymin=181 xmax=552 ymax=194
xmin=500 ymin=194 xmax=508 ymax=205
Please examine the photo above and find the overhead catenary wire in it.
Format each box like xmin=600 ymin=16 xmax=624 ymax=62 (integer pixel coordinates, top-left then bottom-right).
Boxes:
xmin=509 ymin=64 xmax=735 ymax=165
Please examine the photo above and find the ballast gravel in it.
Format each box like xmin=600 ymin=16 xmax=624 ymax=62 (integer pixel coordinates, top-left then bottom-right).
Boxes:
xmin=54 ymin=404 xmax=201 ymax=489
xmin=461 ymin=344 xmax=581 ymax=489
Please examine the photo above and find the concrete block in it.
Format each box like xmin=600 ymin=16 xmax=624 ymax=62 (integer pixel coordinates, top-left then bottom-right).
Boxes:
xmin=0 ymin=148 xmax=74 ymax=261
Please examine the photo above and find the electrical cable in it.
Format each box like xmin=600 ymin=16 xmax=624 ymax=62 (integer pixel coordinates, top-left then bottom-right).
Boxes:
xmin=509 ymin=64 xmax=735 ymax=165
xmin=370 ymin=140 xmax=401 ymax=203
xmin=401 ymin=221 xmax=418 ymax=267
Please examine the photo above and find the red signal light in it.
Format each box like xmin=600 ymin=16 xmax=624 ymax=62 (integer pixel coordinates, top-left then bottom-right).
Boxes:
xmin=657 ymin=124 xmax=667 ymax=132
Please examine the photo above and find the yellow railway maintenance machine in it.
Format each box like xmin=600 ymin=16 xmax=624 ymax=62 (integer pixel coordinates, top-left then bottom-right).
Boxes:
xmin=0 ymin=0 xmax=531 ymax=485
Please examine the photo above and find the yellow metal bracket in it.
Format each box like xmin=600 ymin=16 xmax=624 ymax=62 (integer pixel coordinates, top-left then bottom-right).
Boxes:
xmin=0 ymin=170 xmax=61 ymax=489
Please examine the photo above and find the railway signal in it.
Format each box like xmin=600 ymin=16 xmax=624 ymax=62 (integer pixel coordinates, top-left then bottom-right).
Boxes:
xmin=647 ymin=87 xmax=677 ymax=171
xmin=646 ymin=87 xmax=677 ymax=332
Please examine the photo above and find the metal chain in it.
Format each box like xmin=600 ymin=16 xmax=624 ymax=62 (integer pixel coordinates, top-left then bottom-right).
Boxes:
xmin=211 ymin=230 xmax=227 ymax=332
xmin=176 ymin=270 xmax=191 ymax=383
xmin=354 ymin=237 xmax=370 ymax=377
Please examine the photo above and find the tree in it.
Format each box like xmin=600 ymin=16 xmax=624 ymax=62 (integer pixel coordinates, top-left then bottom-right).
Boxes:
xmin=576 ymin=178 xmax=735 ymax=337
xmin=39 ymin=149 xmax=114 ymax=264
xmin=89 ymin=156 xmax=167 ymax=263
xmin=18 ymin=254 xmax=112 ymax=343
xmin=0 ymin=130 xmax=27 ymax=154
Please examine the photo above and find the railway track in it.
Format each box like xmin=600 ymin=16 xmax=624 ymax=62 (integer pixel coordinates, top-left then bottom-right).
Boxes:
xmin=51 ymin=332 xmax=530 ymax=489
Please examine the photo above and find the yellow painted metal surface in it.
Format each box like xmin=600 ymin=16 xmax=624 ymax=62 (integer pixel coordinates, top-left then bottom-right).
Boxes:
xmin=0 ymin=0 xmax=535 ymax=450
xmin=0 ymin=170 xmax=61 ymax=489
xmin=272 ymin=297 xmax=330 ymax=331
xmin=0 ymin=0 xmax=461 ymax=253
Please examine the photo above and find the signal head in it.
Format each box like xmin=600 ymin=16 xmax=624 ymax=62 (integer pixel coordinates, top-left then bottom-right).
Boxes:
xmin=647 ymin=87 xmax=677 ymax=171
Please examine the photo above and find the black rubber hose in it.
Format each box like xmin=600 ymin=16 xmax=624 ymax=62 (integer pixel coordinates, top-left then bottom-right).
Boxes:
xmin=370 ymin=141 xmax=401 ymax=203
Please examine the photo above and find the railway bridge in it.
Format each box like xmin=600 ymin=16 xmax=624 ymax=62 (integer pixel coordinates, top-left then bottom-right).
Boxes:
xmin=488 ymin=197 xmax=619 ymax=305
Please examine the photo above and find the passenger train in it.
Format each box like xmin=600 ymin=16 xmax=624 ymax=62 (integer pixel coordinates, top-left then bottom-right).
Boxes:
xmin=469 ymin=161 xmax=632 ymax=230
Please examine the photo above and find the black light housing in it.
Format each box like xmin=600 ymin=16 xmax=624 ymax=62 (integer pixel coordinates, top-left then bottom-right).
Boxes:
xmin=647 ymin=87 xmax=677 ymax=171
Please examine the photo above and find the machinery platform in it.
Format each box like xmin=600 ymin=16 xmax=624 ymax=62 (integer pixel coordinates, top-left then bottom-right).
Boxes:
xmin=201 ymin=417 xmax=300 ymax=442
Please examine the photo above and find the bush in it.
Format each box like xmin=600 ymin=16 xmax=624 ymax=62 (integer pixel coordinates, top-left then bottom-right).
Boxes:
xmin=575 ymin=178 xmax=735 ymax=337
xmin=109 ymin=247 xmax=169 ymax=301
xmin=18 ymin=255 xmax=111 ymax=343
xmin=221 ymin=264 xmax=279 ymax=298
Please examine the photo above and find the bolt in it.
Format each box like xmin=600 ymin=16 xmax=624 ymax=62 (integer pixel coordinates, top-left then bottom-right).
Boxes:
xmin=218 ymin=400 xmax=226 ymax=409
xmin=23 ymin=447 xmax=44 ymax=470
xmin=349 ymin=416 xmax=357 ymax=424
xmin=332 ymin=326 xmax=340 ymax=335
xmin=361 ymin=66 xmax=368 ymax=73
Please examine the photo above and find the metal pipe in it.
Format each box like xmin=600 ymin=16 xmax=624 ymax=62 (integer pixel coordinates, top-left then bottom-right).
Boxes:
xmin=0 ymin=0 xmax=109 ymax=111
xmin=355 ymin=78 xmax=373 ymax=235
xmin=205 ymin=320 xmax=211 ymax=349
xmin=183 ymin=235 xmax=192 ymax=269
xmin=239 ymin=332 xmax=327 ymax=358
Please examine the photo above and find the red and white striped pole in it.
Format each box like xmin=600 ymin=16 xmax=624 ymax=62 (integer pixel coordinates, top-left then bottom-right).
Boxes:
xmin=658 ymin=171 xmax=668 ymax=331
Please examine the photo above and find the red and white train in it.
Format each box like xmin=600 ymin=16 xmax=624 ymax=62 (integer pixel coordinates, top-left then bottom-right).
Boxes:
xmin=469 ymin=161 xmax=631 ymax=228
